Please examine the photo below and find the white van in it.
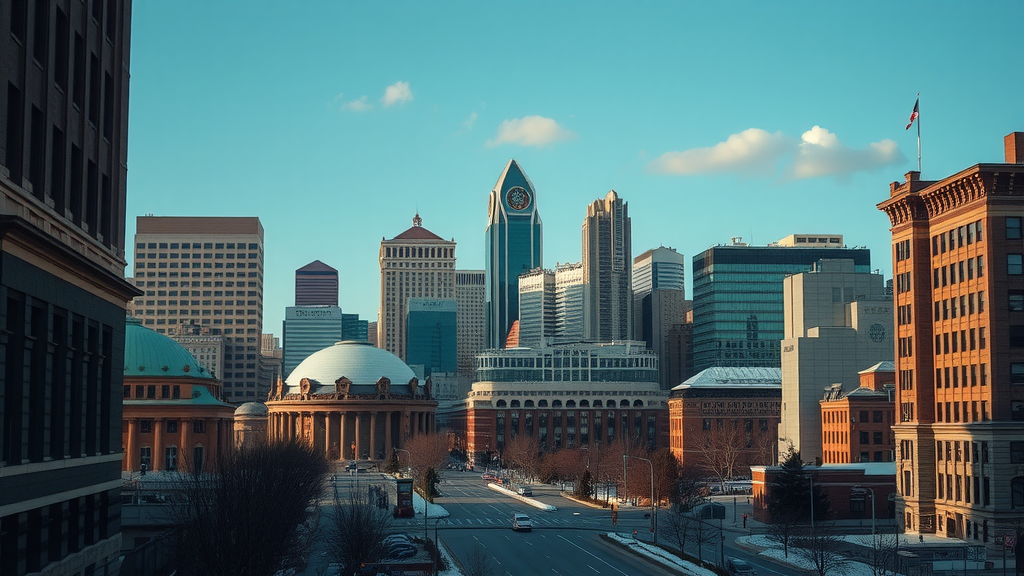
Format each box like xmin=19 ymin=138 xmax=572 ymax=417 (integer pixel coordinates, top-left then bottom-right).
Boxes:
xmin=512 ymin=513 xmax=533 ymax=532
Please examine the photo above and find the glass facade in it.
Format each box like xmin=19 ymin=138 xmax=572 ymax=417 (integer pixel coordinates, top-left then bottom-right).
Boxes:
xmin=282 ymin=306 xmax=344 ymax=378
xmin=475 ymin=342 xmax=659 ymax=383
xmin=691 ymin=245 xmax=870 ymax=372
xmin=405 ymin=298 xmax=457 ymax=377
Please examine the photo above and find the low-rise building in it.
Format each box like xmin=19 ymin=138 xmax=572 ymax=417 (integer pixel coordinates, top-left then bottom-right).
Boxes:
xmin=820 ymin=362 xmax=896 ymax=464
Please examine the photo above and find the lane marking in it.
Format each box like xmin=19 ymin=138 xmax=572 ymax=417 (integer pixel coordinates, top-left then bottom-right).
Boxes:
xmin=587 ymin=564 xmax=600 ymax=573
xmin=556 ymin=535 xmax=628 ymax=576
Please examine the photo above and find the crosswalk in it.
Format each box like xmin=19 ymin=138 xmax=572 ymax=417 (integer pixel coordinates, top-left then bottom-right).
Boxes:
xmin=435 ymin=516 xmax=594 ymax=527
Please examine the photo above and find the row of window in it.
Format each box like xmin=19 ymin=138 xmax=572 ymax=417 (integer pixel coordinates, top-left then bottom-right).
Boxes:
xmin=936 ymin=472 xmax=990 ymax=507
xmin=138 ymin=261 xmax=260 ymax=269
xmin=935 ymin=400 xmax=989 ymax=423
xmin=137 ymin=242 xmax=260 ymax=250
xmin=934 ymin=328 xmax=987 ymax=355
xmin=384 ymin=246 xmax=454 ymax=259
xmin=125 ymin=384 xmax=182 ymax=399
xmin=138 ymin=252 xmax=260 ymax=260
xmin=933 ymin=256 xmax=984 ymax=288
xmin=493 ymin=399 xmax=645 ymax=408
xmin=936 ymin=439 xmax=988 ymax=463
xmin=136 ymin=271 xmax=262 ymax=279
xmin=934 ymin=291 xmax=985 ymax=320
xmin=932 ymin=220 xmax=984 ymax=255
xmin=133 ymin=419 xmax=206 ymax=434
xmin=936 ymin=363 xmax=988 ymax=388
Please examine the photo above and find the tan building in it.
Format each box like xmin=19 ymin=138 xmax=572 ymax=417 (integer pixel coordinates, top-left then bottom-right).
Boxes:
xmin=130 ymin=216 xmax=266 ymax=402
xmin=877 ymin=132 xmax=1024 ymax=551
xmin=234 ymin=402 xmax=269 ymax=450
xmin=378 ymin=214 xmax=456 ymax=361
xmin=820 ymin=362 xmax=896 ymax=464
xmin=122 ymin=318 xmax=236 ymax=474
xmin=455 ymin=270 xmax=486 ymax=384
xmin=583 ymin=190 xmax=631 ymax=341
xmin=174 ymin=333 xmax=225 ymax=380
xmin=266 ymin=341 xmax=437 ymax=461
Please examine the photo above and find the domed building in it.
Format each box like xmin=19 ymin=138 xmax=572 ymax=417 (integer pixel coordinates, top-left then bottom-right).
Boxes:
xmin=266 ymin=341 xmax=437 ymax=460
xmin=234 ymin=402 xmax=269 ymax=450
xmin=122 ymin=317 xmax=236 ymax=473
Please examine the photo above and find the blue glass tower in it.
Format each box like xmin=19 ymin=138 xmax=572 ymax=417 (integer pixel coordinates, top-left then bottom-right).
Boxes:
xmin=486 ymin=160 xmax=543 ymax=349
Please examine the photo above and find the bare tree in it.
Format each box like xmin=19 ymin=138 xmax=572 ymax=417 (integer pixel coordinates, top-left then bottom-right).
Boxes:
xmin=697 ymin=421 xmax=748 ymax=489
xmin=686 ymin=508 xmax=719 ymax=564
xmin=171 ymin=440 xmax=330 ymax=576
xmin=663 ymin=470 xmax=708 ymax=558
xmin=793 ymin=523 xmax=849 ymax=576
xmin=502 ymin=435 xmax=541 ymax=483
xmin=463 ymin=544 xmax=494 ymax=576
xmin=651 ymin=448 xmax=680 ymax=506
xmin=405 ymin=433 xmax=450 ymax=497
xmin=750 ymin=427 xmax=778 ymax=467
xmin=325 ymin=482 xmax=393 ymax=574
xmin=868 ymin=531 xmax=899 ymax=576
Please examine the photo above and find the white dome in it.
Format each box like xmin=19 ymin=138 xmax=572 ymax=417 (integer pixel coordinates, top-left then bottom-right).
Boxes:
xmin=235 ymin=402 xmax=269 ymax=416
xmin=285 ymin=341 xmax=415 ymax=394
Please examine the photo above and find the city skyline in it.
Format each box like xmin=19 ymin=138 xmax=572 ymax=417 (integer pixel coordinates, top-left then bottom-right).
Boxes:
xmin=124 ymin=2 xmax=1024 ymax=334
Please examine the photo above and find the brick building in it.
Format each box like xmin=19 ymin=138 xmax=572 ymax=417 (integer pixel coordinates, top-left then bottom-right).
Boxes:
xmin=820 ymin=362 xmax=896 ymax=464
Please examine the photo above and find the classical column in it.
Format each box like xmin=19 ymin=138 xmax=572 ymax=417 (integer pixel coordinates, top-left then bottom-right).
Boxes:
xmin=339 ymin=413 xmax=347 ymax=460
xmin=384 ymin=412 xmax=393 ymax=456
xmin=325 ymin=413 xmax=334 ymax=459
xmin=370 ymin=412 xmax=379 ymax=461
xmin=153 ymin=420 xmax=164 ymax=473
xmin=125 ymin=419 xmax=137 ymax=472
xmin=180 ymin=419 xmax=191 ymax=472
xmin=354 ymin=412 xmax=362 ymax=460
xmin=289 ymin=412 xmax=297 ymax=442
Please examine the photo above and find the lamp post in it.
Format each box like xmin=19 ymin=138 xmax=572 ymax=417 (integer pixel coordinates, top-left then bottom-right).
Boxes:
xmin=394 ymin=447 xmax=411 ymax=476
xmin=624 ymin=454 xmax=657 ymax=544
xmin=852 ymin=485 xmax=876 ymax=546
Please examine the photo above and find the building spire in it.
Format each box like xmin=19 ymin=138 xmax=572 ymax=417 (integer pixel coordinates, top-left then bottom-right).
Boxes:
xmin=413 ymin=213 xmax=422 ymax=227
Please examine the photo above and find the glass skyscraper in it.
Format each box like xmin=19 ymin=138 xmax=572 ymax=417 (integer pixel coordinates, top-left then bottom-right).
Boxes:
xmin=691 ymin=236 xmax=870 ymax=372
xmin=406 ymin=298 xmax=457 ymax=377
xmin=485 ymin=160 xmax=543 ymax=349
xmin=518 ymin=268 xmax=555 ymax=347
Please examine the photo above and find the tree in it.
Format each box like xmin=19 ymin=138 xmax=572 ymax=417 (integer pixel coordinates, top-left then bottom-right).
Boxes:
xmin=420 ymin=466 xmax=441 ymax=501
xmin=575 ymin=469 xmax=594 ymax=499
xmin=868 ymin=531 xmax=899 ymax=576
xmin=793 ymin=523 xmax=849 ymax=576
xmin=652 ymin=448 xmax=680 ymax=506
xmin=765 ymin=451 xmax=831 ymax=558
xmin=325 ymin=482 xmax=393 ymax=574
xmin=662 ymin=470 xmax=709 ymax=557
xmin=383 ymin=449 xmax=401 ymax=474
xmin=170 ymin=440 xmax=330 ymax=576
xmin=697 ymin=420 xmax=748 ymax=490
xmin=405 ymin=433 xmax=450 ymax=496
xmin=463 ymin=544 xmax=494 ymax=576
xmin=502 ymin=435 xmax=541 ymax=483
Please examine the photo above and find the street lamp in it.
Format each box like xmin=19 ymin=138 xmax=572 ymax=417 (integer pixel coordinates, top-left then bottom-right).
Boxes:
xmin=852 ymin=485 xmax=876 ymax=547
xmin=394 ymin=448 xmax=411 ymax=477
xmin=623 ymin=454 xmax=657 ymax=544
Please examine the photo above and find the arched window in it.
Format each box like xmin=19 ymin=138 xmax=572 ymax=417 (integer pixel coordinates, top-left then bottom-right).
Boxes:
xmin=633 ymin=399 xmax=644 ymax=407
xmin=165 ymin=445 xmax=178 ymax=471
xmin=580 ymin=400 xmax=590 ymax=408
xmin=620 ymin=399 xmax=630 ymax=407
xmin=510 ymin=400 xmax=521 ymax=408
xmin=566 ymin=400 xmax=576 ymax=408
xmin=552 ymin=399 xmax=563 ymax=408
xmin=538 ymin=399 xmax=548 ymax=407
xmin=524 ymin=400 xmax=534 ymax=407
xmin=593 ymin=400 xmax=603 ymax=408
xmin=496 ymin=399 xmax=507 ymax=408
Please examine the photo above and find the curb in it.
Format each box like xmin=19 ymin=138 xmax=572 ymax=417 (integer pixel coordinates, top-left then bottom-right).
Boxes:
xmin=486 ymin=484 xmax=557 ymax=511
xmin=598 ymin=533 xmax=691 ymax=576
xmin=559 ymin=492 xmax=610 ymax=509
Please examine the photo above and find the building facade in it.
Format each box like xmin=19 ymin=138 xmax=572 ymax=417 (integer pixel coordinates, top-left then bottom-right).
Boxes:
xmin=583 ymin=190 xmax=631 ymax=342
xmin=0 ymin=2 xmax=137 ymax=574
xmin=405 ymin=298 xmax=457 ymax=378
xmin=485 ymin=160 xmax=543 ymax=349
xmin=455 ymin=270 xmax=486 ymax=382
xmin=130 ymin=216 xmax=266 ymax=402
xmin=518 ymin=268 xmax=555 ymax=347
xmin=455 ymin=342 xmax=669 ymax=462
xmin=820 ymin=362 xmax=896 ymax=464
xmin=779 ymin=258 xmax=893 ymax=464
xmin=282 ymin=306 xmax=344 ymax=379
xmin=691 ymin=236 xmax=871 ymax=372
xmin=378 ymin=214 xmax=456 ymax=361
xmin=173 ymin=333 xmax=225 ymax=380
xmin=295 ymin=259 xmax=338 ymax=306
xmin=877 ymin=133 xmax=1024 ymax=551
xmin=668 ymin=368 xmax=782 ymax=475
xmin=341 ymin=313 xmax=368 ymax=342
xmin=555 ymin=262 xmax=586 ymax=343
xmin=633 ymin=247 xmax=688 ymax=389
xmin=266 ymin=341 xmax=438 ymax=461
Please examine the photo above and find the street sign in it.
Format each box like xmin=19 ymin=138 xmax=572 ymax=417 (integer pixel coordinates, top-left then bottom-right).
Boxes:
xmin=1004 ymin=534 xmax=1016 ymax=549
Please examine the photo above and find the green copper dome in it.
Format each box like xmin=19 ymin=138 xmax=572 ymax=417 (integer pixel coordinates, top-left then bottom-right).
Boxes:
xmin=123 ymin=317 xmax=214 ymax=379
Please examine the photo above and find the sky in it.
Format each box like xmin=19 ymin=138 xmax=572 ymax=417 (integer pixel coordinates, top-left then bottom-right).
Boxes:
xmin=125 ymin=1 xmax=1024 ymax=338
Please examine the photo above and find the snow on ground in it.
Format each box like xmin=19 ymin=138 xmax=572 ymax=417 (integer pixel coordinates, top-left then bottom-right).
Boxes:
xmin=487 ymin=483 xmax=557 ymax=511
xmin=436 ymin=539 xmax=462 ymax=576
xmin=605 ymin=533 xmax=718 ymax=576
xmin=739 ymin=535 xmax=892 ymax=576
xmin=412 ymin=492 xmax=450 ymax=518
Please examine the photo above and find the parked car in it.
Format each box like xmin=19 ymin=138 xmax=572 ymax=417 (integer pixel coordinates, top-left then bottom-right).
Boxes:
xmin=517 ymin=486 xmax=533 ymax=496
xmin=482 ymin=473 xmax=496 ymax=482
xmin=512 ymin=513 xmax=533 ymax=532
xmin=725 ymin=557 xmax=756 ymax=576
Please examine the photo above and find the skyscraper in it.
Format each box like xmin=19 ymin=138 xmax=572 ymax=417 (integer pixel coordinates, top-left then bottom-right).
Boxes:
xmin=455 ymin=270 xmax=486 ymax=381
xmin=405 ymin=298 xmax=458 ymax=378
xmin=878 ymin=132 xmax=1024 ymax=546
xmin=555 ymin=262 xmax=586 ymax=342
xmin=282 ymin=306 xmax=344 ymax=378
xmin=691 ymin=235 xmax=870 ymax=372
xmin=295 ymin=260 xmax=339 ymax=306
xmin=583 ymin=190 xmax=631 ymax=341
xmin=518 ymin=268 xmax=555 ymax=347
xmin=131 ymin=216 xmax=266 ymax=402
xmin=633 ymin=247 xmax=688 ymax=388
xmin=485 ymin=160 xmax=543 ymax=349
xmin=378 ymin=214 xmax=456 ymax=361
xmin=1 ymin=2 xmax=135 ymax=573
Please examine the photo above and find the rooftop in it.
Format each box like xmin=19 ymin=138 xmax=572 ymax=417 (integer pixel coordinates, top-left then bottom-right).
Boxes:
xmin=673 ymin=367 xmax=782 ymax=390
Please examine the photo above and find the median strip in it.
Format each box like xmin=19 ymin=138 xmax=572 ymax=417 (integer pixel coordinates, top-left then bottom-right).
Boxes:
xmin=486 ymin=483 xmax=557 ymax=511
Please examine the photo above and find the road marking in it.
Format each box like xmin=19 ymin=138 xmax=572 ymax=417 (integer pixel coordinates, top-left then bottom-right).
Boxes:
xmin=551 ymin=569 xmax=562 ymax=575
xmin=587 ymin=564 xmax=600 ymax=573
xmin=472 ymin=535 xmax=485 ymax=548
xmin=556 ymin=535 xmax=628 ymax=576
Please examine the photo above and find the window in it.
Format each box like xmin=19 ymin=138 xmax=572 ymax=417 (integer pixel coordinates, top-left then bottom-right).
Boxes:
xmin=1014 ymin=478 xmax=1024 ymax=509
xmin=1010 ymin=255 xmax=1023 ymax=275
xmin=140 ymin=420 xmax=152 ymax=434
xmin=1009 ymin=217 xmax=1023 ymax=240
xmin=193 ymin=420 xmax=205 ymax=433
xmin=1013 ymin=442 xmax=1024 ymax=464
xmin=1013 ymin=364 xmax=1024 ymax=385
xmin=165 ymin=446 xmax=178 ymax=471
xmin=165 ymin=420 xmax=178 ymax=434
xmin=860 ymin=431 xmax=869 ymax=444
xmin=139 ymin=447 xmax=151 ymax=471
xmin=874 ymin=431 xmax=884 ymax=445
xmin=1012 ymin=291 xmax=1024 ymax=312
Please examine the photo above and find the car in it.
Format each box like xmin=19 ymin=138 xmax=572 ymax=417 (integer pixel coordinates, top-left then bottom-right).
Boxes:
xmin=512 ymin=513 xmax=533 ymax=532
xmin=482 ymin=473 xmax=496 ymax=482
xmin=517 ymin=486 xmax=533 ymax=496
xmin=725 ymin=557 xmax=756 ymax=576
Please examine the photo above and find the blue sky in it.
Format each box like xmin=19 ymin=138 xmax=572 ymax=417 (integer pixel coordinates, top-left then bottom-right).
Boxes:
xmin=126 ymin=1 xmax=1024 ymax=336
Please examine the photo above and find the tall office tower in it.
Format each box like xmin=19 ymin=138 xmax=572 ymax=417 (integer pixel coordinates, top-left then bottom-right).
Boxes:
xmin=131 ymin=216 xmax=265 ymax=402
xmin=406 ymin=298 xmax=458 ymax=378
xmin=261 ymin=333 xmax=281 ymax=355
xmin=633 ymin=247 xmax=688 ymax=388
xmin=366 ymin=321 xmax=378 ymax=347
xmin=778 ymin=259 xmax=893 ymax=464
xmin=518 ymin=268 xmax=555 ymax=347
xmin=379 ymin=214 xmax=456 ymax=361
xmin=485 ymin=160 xmax=543 ymax=349
xmin=173 ymin=332 xmax=226 ymax=379
xmin=455 ymin=270 xmax=486 ymax=382
xmin=878 ymin=132 xmax=1024 ymax=545
xmin=583 ymin=190 xmax=632 ymax=341
xmin=691 ymin=235 xmax=870 ymax=372
xmin=0 ymin=2 xmax=135 ymax=574
xmin=259 ymin=332 xmax=283 ymax=394
xmin=295 ymin=259 xmax=338 ymax=306
xmin=282 ymin=306 xmax=343 ymax=378
xmin=555 ymin=262 xmax=586 ymax=342
xmin=341 ymin=313 xmax=369 ymax=341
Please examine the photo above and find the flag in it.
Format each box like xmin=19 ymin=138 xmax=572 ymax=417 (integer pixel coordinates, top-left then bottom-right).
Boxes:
xmin=905 ymin=97 xmax=919 ymax=130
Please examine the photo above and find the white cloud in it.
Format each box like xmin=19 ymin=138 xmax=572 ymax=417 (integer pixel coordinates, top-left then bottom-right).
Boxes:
xmin=486 ymin=116 xmax=576 ymax=148
xmin=789 ymin=126 xmax=905 ymax=179
xmin=647 ymin=129 xmax=791 ymax=177
xmin=648 ymin=127 xmax=905 ymax=180
xmin=340 ymin=96 xmax=373 ymax=112
xmin=463 ymin=111 xmax=478 ymax=130
xmin=382 ymin=81 xmax=413 ymax=107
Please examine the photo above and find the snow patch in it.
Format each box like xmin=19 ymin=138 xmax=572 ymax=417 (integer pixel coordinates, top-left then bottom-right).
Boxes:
xmin=605 ymin=532 xmax=719 ymax=576
xmin=487 ymin=483 xmax=557 ymax=511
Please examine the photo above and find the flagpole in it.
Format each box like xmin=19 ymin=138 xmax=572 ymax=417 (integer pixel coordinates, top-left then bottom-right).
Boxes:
xmin=916 ymin=93 xmax=921 ymax=173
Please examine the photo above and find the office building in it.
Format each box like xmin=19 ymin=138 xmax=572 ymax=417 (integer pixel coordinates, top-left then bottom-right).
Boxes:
xmin=877 ymin=132 xmax=1024 ymax=549
xmin=341 ymin=313 xmax=369 ymax=342
xmin=295 ymin=259 xmax=338 ymax=306
xmin=691 ymin=236 xmax=870 ymax=372
xmin=820 ymin=362 xmax=896 ymax=464
xmin=633 ymin=247 xmax=688 ymax=388
xmin=455 ymin=270 xmax=486 ymax=381
xmin=282 ymin=306 xmax=344 ymax=379
xmin=173 ymin=333 xmax=225 ymax=380
xmin=518 ymin=268 xmax=555 ymax=347
xmin=555 ymin=262 xmax=586 ymax=343
xmin=367 ymin=321 xmax=378 ymax=347
xmin=0 ymin=2 xmax=136 ymax=573
xmin=778 ymin=258 xmax=893 ymax=464
xmin=131 ymin=216 xmax=266 ymax=402
xmin=378 ymin=214 xmax=456 ymax=361
xmin=405 ymin=298 xmax=457 ymax=378
xmin=485 ymin=160 xmax=543 ymax=349
xmin=583 ymin=190 xmax=631 ymax=341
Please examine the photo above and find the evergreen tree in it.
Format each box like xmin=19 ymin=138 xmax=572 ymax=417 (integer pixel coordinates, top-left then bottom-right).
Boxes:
xmin=383 ymin=449 xmax=401 ymax=474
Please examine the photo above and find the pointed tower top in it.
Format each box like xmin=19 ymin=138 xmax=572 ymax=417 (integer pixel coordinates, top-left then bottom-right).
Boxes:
xmin=413 ymin=213 xmax=422 ymax=227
